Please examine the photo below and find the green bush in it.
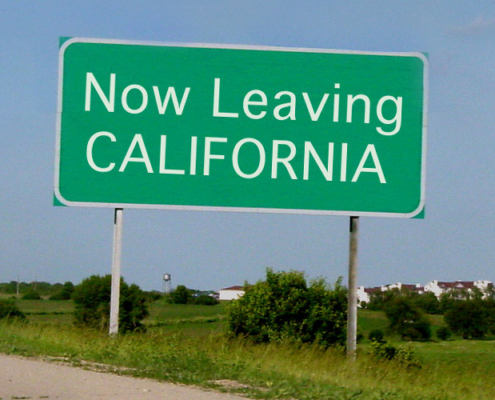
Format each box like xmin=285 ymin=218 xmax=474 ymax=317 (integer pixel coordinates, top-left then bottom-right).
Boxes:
xmin=385 ymin=297 xmax=431 ymax=341
xmin=444 ymin=300 xmax=489 ymax=339
xmin=49 ymin=281 xmax=75 ymax=300
xmin=144 ymin=290 xmax=163 ymax=302
xmin=370 ymin=340 xmax=421 ymax=369
xmin=193 ymin=295 xmax=219 ymax=305
xmin=72 ymin=275 xmax=148 ymax=333
xmin=414 ymin=292 xmax=441 ymax=314
xmin=171 ymin=285 xmax=192 ymax=304
xmin=0 ymin=299 xmax=26 ymax=321
xmin=436 ymin=326 xmax=452 ymax=341
xmin=368 ymin=329 xmax=385 ymax=343
xmin=22 ymin=290 xmax=41 ymax=300
xmin=367 ymin=288 xmax=400 ymax=311
xmin=227 ymin=269 xmax=347 ymax=347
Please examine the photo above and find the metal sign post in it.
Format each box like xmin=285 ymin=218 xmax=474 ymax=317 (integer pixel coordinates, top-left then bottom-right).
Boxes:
xmin=347 ymin=216 xmax=359 ymax=359
xmin=109 ymin=208 xmax=123 ymax=335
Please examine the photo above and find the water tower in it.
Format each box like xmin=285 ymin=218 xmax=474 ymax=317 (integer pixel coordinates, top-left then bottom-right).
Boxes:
xmin=163 ymin=273 xmax=172 ymax=294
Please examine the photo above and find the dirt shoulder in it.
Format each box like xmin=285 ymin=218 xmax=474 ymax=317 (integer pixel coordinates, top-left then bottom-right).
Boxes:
xmin=0 ymin=354 xmax=248 ymax=400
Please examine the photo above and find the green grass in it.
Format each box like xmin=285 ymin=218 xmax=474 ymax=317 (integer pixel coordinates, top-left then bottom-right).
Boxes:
xmin=14 ymin=299 xmax=74 ymax=325
xmin=17 ymin=299 xmax=74 ymax=314
xmin=357 ymin=309 xmax=388 ymax=335
xmin=145 ymin=301 xmax=228 ymax=337
xmin=147 ymin=301 xmax=227 ymax=323
xmin=1 ymin=301 xmax=495 ymax=399
xmin=358 ymin=309 xmax=448 ymax=342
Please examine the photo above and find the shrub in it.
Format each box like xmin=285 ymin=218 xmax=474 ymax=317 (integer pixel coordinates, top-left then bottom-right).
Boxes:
xmin=171 ymin=285 xmax=192 ymax=304
xmin=193 ymin=295 xmax=219 ymax=305
xmin=436 ymin=326 xmax=452 ymax=341
xmin=370 ymin=340 xmax=421 ymax=369
xmin=444 ymin=300 xmax=489 ymax=339
xmin=385 ymin=297 xmax=431 ymax=341
xmin=227 ymin=269 xmax=347 ymax=347
xmin=414 ymin=292 xmax=441 ymax=314
xmin=49 ymin=281 xmax=75 ymax=300
xmin=368 ymin=329 xmax=385 ymax=343
xmin=72 ymin=275 xmax=148 ymax=333
xmin=22 ymin=290 xmax=41 ymax=300
xmin=0 ymin=299 xmax=26 ymax=321
xmin=367 ymin=288 xmax=400 ymax=311
xmin=144 ymin=290 xmax=163 ymax=302
xmin=438 ymin=293 xmax=457 ymax=314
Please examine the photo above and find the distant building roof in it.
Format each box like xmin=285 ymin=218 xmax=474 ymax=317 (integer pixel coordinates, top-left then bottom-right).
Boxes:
xmin=437 ymin=281 xmax=475 ymax=289
xmin=402 ymin=284 xmax=424 ymax=292
xmin=364 ymin=287 xmax=382 ymax=294
xmin=220 ymin=285 xmax=244 ymax=291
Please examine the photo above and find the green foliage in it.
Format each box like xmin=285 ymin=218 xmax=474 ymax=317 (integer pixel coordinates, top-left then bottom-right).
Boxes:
xmin=414 ymin=291 xmax=441 ymax=314
xmin=193 ymin=295 xmax=219 ymax=305
xmin=143 ymin=290 xmax=163 ymax=302
xmin=171 ymin=285 xmax=192 ymax=304
xmin=0 ymin=299 xmax=26 ymax=321
xmin=368 ymin=328 xmax=385 ymax=343
xmin=22 ymin=290 xmax=42 ymax=300
xmin=3 ymin=303 xmax=495 ymax=399
xmin=439 ymin=292 xmax=460 ymax=314
xmin=370 ymin=340 xmax=421 ymax=369
xmin=227 ymin=269 xmax=347 ymax=347
xmin=0 ymin=280 xmax=76 ymax=297
xmin=436 ymin=326 xmax=452 ymax=341
xmin=72 ymin=275 xmax=148 ymax=333
xmin=367 ymin=288 xmax=400 ymax=311
xmin=444 ymin=300 xmax=490 ymax=339
xmin=49 ymin=281 xmax=75 ymax=300
xmin=31 ymin=282 xmax=56 ymax=296
xmin=0 ymin=281 xmax=19 ymax=294
xmin=385 ymin=297 xmax=431 ymax=341
xmin=368 ymin=288 xmax=442 ymax=315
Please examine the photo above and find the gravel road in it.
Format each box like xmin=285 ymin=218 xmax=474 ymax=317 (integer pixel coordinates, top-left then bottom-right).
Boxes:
xmin=0 ymin=354 xmax=248 ymax=399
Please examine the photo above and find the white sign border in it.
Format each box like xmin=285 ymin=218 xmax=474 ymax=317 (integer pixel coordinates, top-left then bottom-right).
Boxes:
xmin=54 ymin=37 xmax=428 ymax=219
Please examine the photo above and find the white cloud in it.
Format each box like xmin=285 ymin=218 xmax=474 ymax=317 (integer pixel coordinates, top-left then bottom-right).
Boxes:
xmin=449 ymin=15 xmax=495 ymax=35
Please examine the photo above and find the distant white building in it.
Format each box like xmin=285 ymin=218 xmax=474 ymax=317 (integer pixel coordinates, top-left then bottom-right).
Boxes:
xmin=383 ymin=282 xmax=424 ymax=294
xmin=358 ymin=280 xmax=493 ymax=305
xmin=424 ymin=280 xmax=493 ymax=299
xmin=357 ymin=286 xmax=372 ymax=305
xmin=218 ymin=285 xmax=245 ymax=301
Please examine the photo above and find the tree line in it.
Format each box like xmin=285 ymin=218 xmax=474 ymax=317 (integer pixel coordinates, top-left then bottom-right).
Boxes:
xmin=0 ymin=281 xmax=75 ymax=300
xmin=2 ymin=273 xmax=495 ymax=342
xmin=365 ymin=286 xmax=495 ymax=340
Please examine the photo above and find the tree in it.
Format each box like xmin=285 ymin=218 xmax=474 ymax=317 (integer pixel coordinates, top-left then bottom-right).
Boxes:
xmin=49 ymin=281 xmax=75 ymax=300
xmin=72 ymin=275 xmax=148 ymax=333
xmin=438 ymin=292 xmax=457 ymax=314
xmin=413 ymin=292 xmax=440 ymax=314
xmin=227 ymin=269 xmax=347 ymax=347
xmin=171 ymin=285 xmax=192 ymax=304
xmin=22 ymin=290 xmax=41 ymax=300
xmin=385 ymin=297 xmax=431 ymax=341
xmin=444 ymin=300 xmax=489 ymax=339
xmin=436 ymin=326 xmax=452 ymax=341
xmin=367 ymin=288 xmax=401 ymax=311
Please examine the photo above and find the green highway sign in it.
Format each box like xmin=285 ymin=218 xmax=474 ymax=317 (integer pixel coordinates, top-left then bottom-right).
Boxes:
xmin=55 ymin=38 xmax=427 ymax=217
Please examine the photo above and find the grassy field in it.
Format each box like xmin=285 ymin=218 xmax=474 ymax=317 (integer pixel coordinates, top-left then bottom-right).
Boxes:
xmin=1 ymin=299 xmax=494 ymax=399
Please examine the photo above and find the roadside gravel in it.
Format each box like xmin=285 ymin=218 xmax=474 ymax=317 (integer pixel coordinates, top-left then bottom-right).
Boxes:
xmin=0 ymin=354 xmax=248 ymax=399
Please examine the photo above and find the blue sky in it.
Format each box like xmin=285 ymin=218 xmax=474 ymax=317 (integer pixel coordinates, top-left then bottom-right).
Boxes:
xmin=1 ymin=1 xmax=495 ymax=292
